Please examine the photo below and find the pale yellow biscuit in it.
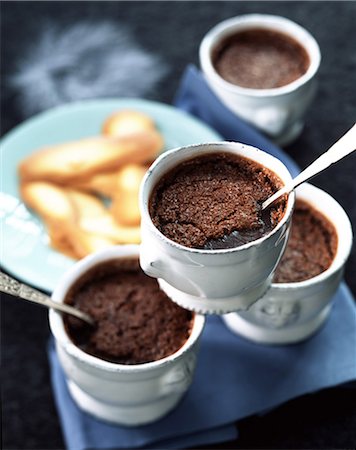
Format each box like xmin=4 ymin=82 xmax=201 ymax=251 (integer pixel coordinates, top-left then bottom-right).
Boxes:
xmin=102 ymin=110 xmax=155 ymax=138
xmin=20 ymin=182 xmax=76 ymax=224
xmin=68 ymin=226 xmax=116 ymax=259
xmin=18 ymin=131 xmax=163 ymax=183
xmin=47 ymin=223 xmax=79 ymax=260
xmin=20 ymin=183 xmax=116 ymax=258
xmin=47 ymin=217 xmax=117 ymax=260
xmin=68 ymin=171 xmax=119 ymax=197
xmin=110 ymin=164 xmax=146 ymax=226
xmin=67 ymin=189 xmax=108 ymax=218
xmin=67 ymin=189 xmax=141 ymax=244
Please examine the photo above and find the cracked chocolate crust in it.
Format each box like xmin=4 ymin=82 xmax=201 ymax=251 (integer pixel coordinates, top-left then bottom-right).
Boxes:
xmin=213 ymin=28 xmax=310 ymax=89
xmin=149 ymin=152 xmax=286 ymax=249
xmin=273 ymin=199 xmax=338 ymax=283
xmin=64 ymin=258 xmax=194 ymax=364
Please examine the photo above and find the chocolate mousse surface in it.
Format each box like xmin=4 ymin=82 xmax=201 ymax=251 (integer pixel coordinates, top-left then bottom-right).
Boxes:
xmin=274 ymin=199 xmax=338 ymax=283
xmin=213 ymin=28 xmax=310 ymax=89
xmin=64 ymin=258 xmax=194 ymax=364
xmin=149 ymin=152 xmax=286 ymax=249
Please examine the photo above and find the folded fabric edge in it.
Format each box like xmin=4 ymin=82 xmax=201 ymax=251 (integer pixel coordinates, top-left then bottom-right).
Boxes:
xmin=141 ymin=424 xmax=238 ymax=450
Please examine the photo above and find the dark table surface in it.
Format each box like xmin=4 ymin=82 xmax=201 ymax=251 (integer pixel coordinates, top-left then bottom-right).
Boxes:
xmin=1 ymin=1 xmax=356 ymax=449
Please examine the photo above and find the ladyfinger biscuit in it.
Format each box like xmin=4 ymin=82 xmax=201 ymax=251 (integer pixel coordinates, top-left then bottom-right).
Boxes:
xmin=67 ymin=189 xmax=108 ymax=218
xmin=18 ymin=131 xmax=163 ymax=183
xmin=20 ymin=182 xmax=81 ymax=258
xmin=111 ymin=164 xmax=146 ymax=226
xmin=47 ymin=223 xmax=79 ymax=259
xmin=67 ymin=189 xmax=141 ymax=244
xmin=20 ymin=183 xmax=121 ymax=258
xmin=68 ymin=171 xmax=119 ymax=197
xmin=67 ymin=226 xmax=116 ymax=259
xmin=20 ymin=182 xmax=76 ymax=224
xmin=102 ymin=110 xmax=155 ymax=137
xmin=80 ymin=215 xmax=141 ymax=244
xmin=47 ymin=211 xmax=116 ymax=259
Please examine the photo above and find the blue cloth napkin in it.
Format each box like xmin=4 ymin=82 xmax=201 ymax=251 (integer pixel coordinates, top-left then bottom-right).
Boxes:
xmin=48 ymin=65 xmax=356 ymax=450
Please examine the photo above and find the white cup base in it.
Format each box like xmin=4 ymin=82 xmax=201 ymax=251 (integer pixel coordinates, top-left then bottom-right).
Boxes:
xmin=222 ymin=303 xmax=332 ymax=345
xmin=270 ymin=120 xmax=304 ymax=146
xmin=158 ymin=277 xmax=271 ymax=314
xmin=67 ymin=379 xmax=184 ymax=426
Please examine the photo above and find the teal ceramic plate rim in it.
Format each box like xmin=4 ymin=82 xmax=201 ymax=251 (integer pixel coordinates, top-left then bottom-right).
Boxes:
xmin=0 ymin=98 xmax=221 ymax=293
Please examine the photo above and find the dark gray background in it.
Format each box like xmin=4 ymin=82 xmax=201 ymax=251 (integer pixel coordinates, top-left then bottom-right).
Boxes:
xmin=1 ymin=1 xmax=356 ymax=449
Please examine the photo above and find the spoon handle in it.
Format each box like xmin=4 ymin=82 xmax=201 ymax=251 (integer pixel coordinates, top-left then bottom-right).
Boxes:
xmin=263 ymin=123 xmax=356 ymax=209
xmin=0 ymin=271 xmax=94 ymax=326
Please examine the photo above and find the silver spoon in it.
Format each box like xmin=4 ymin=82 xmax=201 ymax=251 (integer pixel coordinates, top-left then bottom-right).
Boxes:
xmin=0 ymin=271 xmax=95 ymax=326
xmin=262 ymin=123 xmax=356 ymax=210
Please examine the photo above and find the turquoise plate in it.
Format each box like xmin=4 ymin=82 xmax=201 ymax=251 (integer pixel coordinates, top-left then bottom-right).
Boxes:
xmin=0 ymin=99 xmax=221 ymax=293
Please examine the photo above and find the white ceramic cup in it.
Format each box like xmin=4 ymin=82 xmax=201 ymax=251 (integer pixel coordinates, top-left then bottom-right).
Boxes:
xmin=200 ymin=14 xmax=321 ymax=145
xmin=223 ymin=183 xmax=353 ymax=344
xmin=139 ymin=141 xmax=295 ymax=314
xmin=49 ymin=245 xmax=205 ymax=426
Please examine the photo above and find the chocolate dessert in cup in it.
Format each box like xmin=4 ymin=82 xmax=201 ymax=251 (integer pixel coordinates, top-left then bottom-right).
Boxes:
xmin=49 ymin=245 xmax=205 ymax=426
xmin=139 ymin=141 xmax=295 ymax=314
xmin=223 ymin=183 xmax=353 ymax=344
xmin=199 ymin=14 xmax=321 ymax=145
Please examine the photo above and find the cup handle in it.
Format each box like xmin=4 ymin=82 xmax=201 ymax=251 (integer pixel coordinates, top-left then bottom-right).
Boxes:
xmin=159 ymin=353 xmax=197 ymax=395
xmin=140 ymin=237 xmax=206 ymax=296
xmin=139 ymin=241 xmax=167 ymax=279
xmin=255 ymin=107 xmax=290 ymax=136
